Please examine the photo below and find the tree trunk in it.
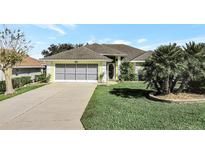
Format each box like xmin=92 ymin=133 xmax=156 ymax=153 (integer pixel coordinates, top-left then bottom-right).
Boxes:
xmin=4 ymin=67 xmax=15 ymax=95
xmin=164 ymin=68 xmax=171 ymax=94
xmin=170 ymin=77 xmax=178 ymax=92
xmin=165 ymin=77 xmax=170 ymax=94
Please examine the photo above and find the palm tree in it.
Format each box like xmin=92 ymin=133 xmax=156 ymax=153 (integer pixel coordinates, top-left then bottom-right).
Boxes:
xmin=143 ymin=43 xmax=184 ymax=94
xmin=178 ymin=42 xmax=205 ymax=92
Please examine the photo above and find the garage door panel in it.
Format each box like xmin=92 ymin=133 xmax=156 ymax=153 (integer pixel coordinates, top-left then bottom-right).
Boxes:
xmin=55 ymin=73 xmax=65 ymax=80
xmin=65 ymin=64 xmax=75 ymax=73
xmin=88 ymin=74 xmax=97 ymax=80
xmin=87 ymin=64 xmax=98 ymax=80
xmin=76 ymin=74 xmax=87 ymax=80
xmin=87 ymin=64 xmax=98 ymax=74
xmin=76 ymin=64 xmax=87 ymax=73
xmin=65 ymin=74 xmax=75 ymax=80
xmin=56 ymin=64 xmax=65 ymax=73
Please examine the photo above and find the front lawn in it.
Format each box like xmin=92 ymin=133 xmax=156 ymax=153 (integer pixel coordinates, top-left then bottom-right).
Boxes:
xmin=0 ymin=83 xmax=46 ymax=101
xmin=81 ymin=82 xmax=205 ymax=130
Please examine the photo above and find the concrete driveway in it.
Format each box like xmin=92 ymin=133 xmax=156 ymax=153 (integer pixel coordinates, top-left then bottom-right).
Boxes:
xmin=0 ymin=83 xmax=96 ymax=130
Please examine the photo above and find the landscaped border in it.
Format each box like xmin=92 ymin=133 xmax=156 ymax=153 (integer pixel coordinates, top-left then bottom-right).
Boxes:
xmin=148 ymin=93 xmax=205 ymax=103
xmin=0 ymin=83 xmax=47 ymax=101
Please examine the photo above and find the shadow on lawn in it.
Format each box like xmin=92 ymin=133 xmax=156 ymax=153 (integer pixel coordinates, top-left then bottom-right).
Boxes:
xmin=110 ymin=88 xmax=153 ymax=99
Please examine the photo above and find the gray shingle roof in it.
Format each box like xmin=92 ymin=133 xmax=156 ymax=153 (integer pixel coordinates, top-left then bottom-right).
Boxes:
xmin=85 ymin=43 xmax=127 ymax=56
xmin=131 ymin=51 xmax=153 ymax=61
xmin=104 ymin=44 xmax=145 ymax=60
xmin=43 ymin=46 xmax=112 ymax=61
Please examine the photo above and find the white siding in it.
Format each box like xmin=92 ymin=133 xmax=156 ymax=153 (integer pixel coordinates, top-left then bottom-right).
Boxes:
xmin=117 ymin=56 xmax=121 ymax=76
xmin=46 ymin=63 xmax=52 ymax=76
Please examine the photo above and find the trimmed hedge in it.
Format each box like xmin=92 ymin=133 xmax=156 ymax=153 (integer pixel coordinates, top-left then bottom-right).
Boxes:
xmin=0 ymin=76 xmax=32 ymax=93
xmin=35 ymin=73 xmax=46 ymax=82
xmin=35 ymin=73 xmax=51 ymax=83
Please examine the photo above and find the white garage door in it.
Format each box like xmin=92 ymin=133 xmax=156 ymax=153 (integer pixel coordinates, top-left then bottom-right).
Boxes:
xmin=55 ymin=64 xmax=98 ymax=81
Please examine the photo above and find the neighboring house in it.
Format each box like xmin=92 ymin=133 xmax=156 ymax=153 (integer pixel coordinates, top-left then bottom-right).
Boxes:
xmin=43 ymin=43 xmax=152 ymax=83
xmin=0 ymin=56 xmax=46 ymax=81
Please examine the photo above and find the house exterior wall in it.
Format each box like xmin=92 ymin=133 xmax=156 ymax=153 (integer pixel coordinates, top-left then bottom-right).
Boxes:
xmin=134 ymin=62 xmax=144 ymax=80
xmin=46 ymin=60 xmax=107 ymax=83
xmin=0 ymin=70 xmax=5 ymax=81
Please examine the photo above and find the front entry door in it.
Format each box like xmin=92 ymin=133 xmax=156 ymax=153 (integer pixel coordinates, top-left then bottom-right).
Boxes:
xmin=108 ymin=63 xmax=115 ymax=80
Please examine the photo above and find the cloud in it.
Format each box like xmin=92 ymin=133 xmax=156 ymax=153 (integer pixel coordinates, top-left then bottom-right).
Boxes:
xmin=63 ymin=24 xmax=77 ymax=30
xmin=36 ymin=24 xmax=66 ymax=35
xmin=86 ymin=37 xmax=132 ymax=46
xmin=137 ymin=38 xmax=147 ymax=44
xmin=87 ymin=35 xmax=96 ymax=44
xmin=99 ymin=38 xmax=112 ymax=44
xmin=111 ymin=40 xmax=132 ymax=45
xmin=29 ymin=53 xmax=42 ymax=59
xmin=139 ymin=35 xmax=205 ymax=50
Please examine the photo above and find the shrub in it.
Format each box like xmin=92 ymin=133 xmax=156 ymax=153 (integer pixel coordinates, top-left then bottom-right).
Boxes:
xmin=0 ymin=76 xmax=31 ymax=92
xmin=35 ymin=73 xmax=46 ymax=82
xmin=12 ymin=76 xmax=32 ymax=88
xmin=98 ymin=72 xmax=105 ymax=83
xmin=0 ymin=81 xmax=6 ymax=93
xmin=35 ymin=73 xmax=50 ymax=83
xmin=119 ymin=62 xmax=137 ymax=81
xmin=187 ymin=76 xmax=205 ymax=93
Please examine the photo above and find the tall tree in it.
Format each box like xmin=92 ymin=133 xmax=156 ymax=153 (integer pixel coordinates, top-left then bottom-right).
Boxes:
xmin=42 ymin=43 xmax=84 ymax=57
xmin=0 ymin=27 xmax=31 ymax=95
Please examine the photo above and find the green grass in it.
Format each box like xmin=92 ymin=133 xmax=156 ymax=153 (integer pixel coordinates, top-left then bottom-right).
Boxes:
xmin=0 ymin=83 xmax=46 ymax=101
xmin=81 ymin=82 xmax=205 ymax=130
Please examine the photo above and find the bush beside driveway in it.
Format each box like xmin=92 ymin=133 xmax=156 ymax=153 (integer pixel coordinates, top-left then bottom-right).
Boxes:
xmin=0 ymin=83 xmax=46 ymax=101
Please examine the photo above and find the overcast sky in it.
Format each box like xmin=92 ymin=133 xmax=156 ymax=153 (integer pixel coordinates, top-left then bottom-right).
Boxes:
xmin=1 ymin=24 xmax=205 ymax=59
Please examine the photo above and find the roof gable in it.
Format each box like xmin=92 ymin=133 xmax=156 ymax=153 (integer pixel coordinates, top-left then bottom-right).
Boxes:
xmin=43 ymin=46 xmax=112 ymax=61
xmin=14 ymin=56 xmax=45 ymax=68
xmin=131 ymin=51 xmax=153 ymax=62
xmin=85 ymin=43 xmax=127 ymax=56
xmin=104 ymin=44 xmax=145 ymax=60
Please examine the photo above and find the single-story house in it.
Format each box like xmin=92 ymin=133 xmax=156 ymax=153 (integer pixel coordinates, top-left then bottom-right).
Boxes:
xmin=0 ymin=56 xmax=46 ymax=81
xmin=43 ymin=43 xmax=152 ymax=83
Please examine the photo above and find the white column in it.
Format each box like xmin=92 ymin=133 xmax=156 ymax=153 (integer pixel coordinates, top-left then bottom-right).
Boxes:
xmin=102 ymin=62 xmax=107 ymax=82
xmin=46 ymin=62 xmax=52 ymax=76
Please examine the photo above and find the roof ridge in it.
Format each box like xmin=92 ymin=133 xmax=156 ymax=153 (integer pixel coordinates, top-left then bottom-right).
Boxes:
xmin=86 ymin=43 xmax=127 ymax=56
xmin=100 ymin=44 xmax=127 ymax=55
xmin=43 ymin=46 xmax=112 ymax=61
xmin=83 ymin=46 xmax=112 ymax=59
xmin=130 ymin=51 xmax=146 ymax=61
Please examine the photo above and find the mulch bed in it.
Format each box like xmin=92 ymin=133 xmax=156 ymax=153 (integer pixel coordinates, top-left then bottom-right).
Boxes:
xmin=157 ymin=93 xmax=205 ymax=99
xmin=149 ymin=93 xmax=205 ymax=103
